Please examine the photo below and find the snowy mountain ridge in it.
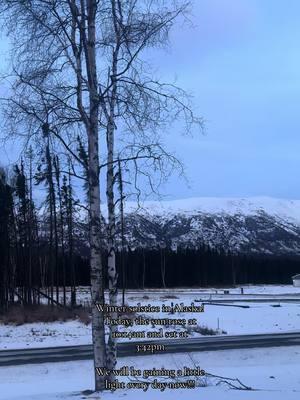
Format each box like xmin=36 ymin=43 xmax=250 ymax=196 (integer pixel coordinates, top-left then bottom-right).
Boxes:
xmin=120 ymin=196 xmax=300 ymax=223
xmin=115 ymin=196 xmax=300 ymax=256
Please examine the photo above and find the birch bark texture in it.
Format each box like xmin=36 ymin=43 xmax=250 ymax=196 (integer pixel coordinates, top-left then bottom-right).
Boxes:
xmin=85 ymin=0 xmax=107 ymax=391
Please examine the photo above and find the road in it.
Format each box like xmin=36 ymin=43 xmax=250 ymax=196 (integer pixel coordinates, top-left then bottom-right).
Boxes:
xmin=1 ymin=332 xmax=300 ymax=367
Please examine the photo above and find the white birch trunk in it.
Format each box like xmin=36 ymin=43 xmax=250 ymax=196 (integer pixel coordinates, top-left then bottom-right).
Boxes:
xmin=85 ymin=0 xmax=107 ymax=391
xmin=105 ymin=1 xmax=119 ymax=371
xmin=106 ymin=118 xmax=118 ymax=374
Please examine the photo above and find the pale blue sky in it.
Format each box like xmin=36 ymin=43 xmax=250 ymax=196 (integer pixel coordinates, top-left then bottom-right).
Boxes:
xmin=1 ymin=0 xmax=300 ymax=200
xmin=150 ymin=0 xmax=300 ymax=199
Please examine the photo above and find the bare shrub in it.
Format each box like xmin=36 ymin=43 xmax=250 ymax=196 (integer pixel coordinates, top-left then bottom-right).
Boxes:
xmin=75 ymin=308 xmax=91 ymax=325
xmin=186 ymin=324 xmax=226 ymax=336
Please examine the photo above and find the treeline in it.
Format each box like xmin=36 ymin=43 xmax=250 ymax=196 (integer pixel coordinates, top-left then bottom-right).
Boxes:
xmin=0 ymin=147 xmax=81 ymax=312
xmin=39 ymin=246 xmax=298 ymax=289
xmin=1 ymin=153 xmax=299 ymax=313
xmin=107 ymin=247 xmax=300 ymax=288
xmin=122 ymin=248 xmax=300 ymax=288
xmin=67 ymin=247 xmax=300 ymax=288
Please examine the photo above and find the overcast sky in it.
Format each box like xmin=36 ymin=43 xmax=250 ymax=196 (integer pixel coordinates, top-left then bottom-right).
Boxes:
xmin=1 ymin=0 xmax=300 ymax=201
xmin=148 ymin=0 xmax=300 ymax=200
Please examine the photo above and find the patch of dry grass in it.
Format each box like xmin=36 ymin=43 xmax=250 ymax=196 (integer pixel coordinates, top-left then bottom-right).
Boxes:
xmin=187 ymin=324 xmax=227 ymax=336
xmin=160 ymin=295 xmax=179 ymax=300
xmin=0 ymin=305 xmax=91 ymax=325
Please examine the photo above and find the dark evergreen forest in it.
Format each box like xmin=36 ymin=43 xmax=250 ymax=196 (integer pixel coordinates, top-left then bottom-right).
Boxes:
xmin=1 ymin=158 xmax=299 ymax=314
xmin=113 ymin=248 xmax=300 ymax=289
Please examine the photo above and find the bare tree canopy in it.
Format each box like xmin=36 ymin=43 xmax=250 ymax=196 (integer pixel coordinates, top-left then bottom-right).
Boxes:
xmin=0 ymin=0 xmax=201 ymax=392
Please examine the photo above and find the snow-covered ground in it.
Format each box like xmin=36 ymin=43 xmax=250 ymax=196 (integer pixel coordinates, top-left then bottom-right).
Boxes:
xmin=26 ymin=285 xmax=300 ymax=310
xmin=1 ymin=346 xmax=300 ymax=399
xmin=1 ymin=285 xmax=300 ymax=350
xmin=42 ymin=284 xmax=300 ymax=306
xmin=0 ymin=320 xmax=91 ymax=349
xmin=1 ymin=285 xmax=300 ymax=398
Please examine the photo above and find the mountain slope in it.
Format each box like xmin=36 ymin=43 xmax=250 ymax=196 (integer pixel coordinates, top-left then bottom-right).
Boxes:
xmin=118 ymin=197 xmax=300 ymax=255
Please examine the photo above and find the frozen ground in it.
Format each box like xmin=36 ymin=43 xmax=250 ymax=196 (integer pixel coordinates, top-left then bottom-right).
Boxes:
xmin=37 ymin=285 xmax=300 ymax=307
xmin=1 ymin=285 xmax=300 ymax=350
xmin=0 ymin=320 xmax=91 ymax=349
xmin=1 ymin=346 xmax=300 ymax=399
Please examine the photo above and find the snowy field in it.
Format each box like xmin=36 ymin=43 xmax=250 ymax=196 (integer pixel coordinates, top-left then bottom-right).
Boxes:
xmin=1 ymin=285 xmax=300 ymax=350
xmin=33 ymin=285 xmax=300 ymax=308
xmin=1 ymin=346 xmax=300 ymax=399
xmin=53 ymin=284 xmax=300 ymax=306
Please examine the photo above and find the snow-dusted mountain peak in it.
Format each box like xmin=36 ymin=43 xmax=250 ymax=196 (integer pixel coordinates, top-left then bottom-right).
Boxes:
xmin=123 ymin=196 xmax=300 ymax=222
xmin=117 ymin=196 xmax=300 ymax=255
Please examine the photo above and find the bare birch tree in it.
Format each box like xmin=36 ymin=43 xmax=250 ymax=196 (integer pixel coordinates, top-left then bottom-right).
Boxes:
xmin=0 ymin=0 xmax=200 ymax=391
xmin=0 ymin=0 xmax=107 ymax=390
xmin=96 ymin=0 xmax=201 ymax=372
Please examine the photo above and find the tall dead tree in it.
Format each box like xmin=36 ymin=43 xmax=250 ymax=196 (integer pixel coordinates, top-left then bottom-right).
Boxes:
xmin=62 ymin=168 xmax=77 ymax=307
xmin=53 ymin=155 xmax=67 ymax=305
xmin=35 ymin=132 xmax=58 ymax=306
xmin=0 ymin=168 xmax=16 ymax=312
